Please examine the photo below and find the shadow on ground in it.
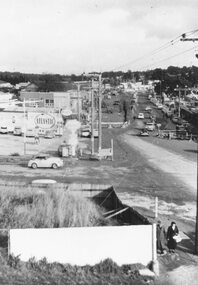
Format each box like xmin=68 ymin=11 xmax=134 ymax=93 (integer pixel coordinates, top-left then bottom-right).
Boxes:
xmin=184 ymin=149 xmax=198 ymax=154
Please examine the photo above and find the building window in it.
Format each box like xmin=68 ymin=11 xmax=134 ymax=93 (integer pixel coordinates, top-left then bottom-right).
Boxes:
xmin=45 ymin=99 xmax=54 ymax=107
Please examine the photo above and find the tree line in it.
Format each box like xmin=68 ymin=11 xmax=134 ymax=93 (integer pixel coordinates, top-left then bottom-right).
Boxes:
xmin=0 ymin=66 xmax=198 ymax=93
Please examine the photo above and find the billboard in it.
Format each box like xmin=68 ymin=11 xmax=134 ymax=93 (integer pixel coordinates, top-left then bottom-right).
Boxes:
xmin=34 ymin=113 xmax=56 ymax=129
xmin=10 ymin=225 xmax=154 ymax=266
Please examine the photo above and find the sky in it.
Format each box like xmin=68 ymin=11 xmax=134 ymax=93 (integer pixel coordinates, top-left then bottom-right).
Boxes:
xmin=0 ymin=0 xmax=198 ymax=74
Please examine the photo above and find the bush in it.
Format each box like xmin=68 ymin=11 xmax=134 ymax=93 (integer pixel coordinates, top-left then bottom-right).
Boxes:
xmin=10 ymin=153 xmax=20 ymax=156
xmin=0 ymin=188 xmax=108 ymax=228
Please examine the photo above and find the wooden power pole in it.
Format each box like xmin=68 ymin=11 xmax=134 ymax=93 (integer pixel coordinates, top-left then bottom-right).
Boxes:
xmin=98 ymin=74 xmax=102 ymax=150
xmin=77 ymin=83 xmax=80 ymax=122
xmin=181 ymin=33 xmax=198 ymax=254
xmin=91 ymin=78 xmax=94 ymax=155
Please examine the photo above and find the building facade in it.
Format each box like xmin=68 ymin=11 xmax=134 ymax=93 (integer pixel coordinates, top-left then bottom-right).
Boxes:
xmin=20 ymin=91 xmax=71 ymax=110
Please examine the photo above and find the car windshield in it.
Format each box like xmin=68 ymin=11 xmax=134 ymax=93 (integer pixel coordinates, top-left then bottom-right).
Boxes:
xmin=34 ymin=155 xmax=48 ymax=159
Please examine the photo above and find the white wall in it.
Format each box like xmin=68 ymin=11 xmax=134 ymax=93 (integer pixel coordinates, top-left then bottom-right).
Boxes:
xmin=10 ymin=225 xmax=153 ymax=266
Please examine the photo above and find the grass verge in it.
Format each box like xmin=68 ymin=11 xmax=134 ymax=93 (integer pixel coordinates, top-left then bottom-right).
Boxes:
xmin=0 ymin=187 xmax=110 ymax=228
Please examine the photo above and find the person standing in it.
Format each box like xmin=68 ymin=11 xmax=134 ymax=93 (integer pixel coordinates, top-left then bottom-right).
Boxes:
xmin=167 ymin=221 xmax=179 ymax=253
xmin=156 ymin=220 xmax=166 ymax=255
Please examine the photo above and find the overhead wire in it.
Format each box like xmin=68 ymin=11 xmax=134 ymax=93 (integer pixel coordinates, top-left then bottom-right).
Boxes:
xmin=113 ymin=38 xmax=180 ymax=71
xmin=112 ymin=29 xmax=198 ymax=71
xmin=138 ymin=44 xmax=198 ymax=71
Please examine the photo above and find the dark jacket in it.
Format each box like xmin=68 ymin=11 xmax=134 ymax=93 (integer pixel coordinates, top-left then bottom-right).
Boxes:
xmin=167 ymin=225 xmax=179 ymax=250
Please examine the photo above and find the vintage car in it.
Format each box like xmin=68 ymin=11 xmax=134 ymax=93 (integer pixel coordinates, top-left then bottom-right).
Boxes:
xmin=137 ymin=113 xmax=144 ymax=119
xmin=28 ymin=154 xmax=63 ymax=169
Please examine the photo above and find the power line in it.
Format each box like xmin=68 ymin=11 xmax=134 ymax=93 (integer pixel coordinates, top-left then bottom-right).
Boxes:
xmin=112 ymin=29 xmax=198 ymax=71
xmin=112 ymin=37 xmax=181 ymax=71
xmin=138 ymin=44 xmax=198 ymax=71
xmin=113 ymin=39 xmax=180 ymax=71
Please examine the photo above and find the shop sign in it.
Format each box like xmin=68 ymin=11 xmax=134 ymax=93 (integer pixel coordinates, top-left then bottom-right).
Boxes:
xmin=34 ymin=113 xmax=55 ymax=129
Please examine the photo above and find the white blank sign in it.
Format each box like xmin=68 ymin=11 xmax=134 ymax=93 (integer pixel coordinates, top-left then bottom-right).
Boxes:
xmin=10 ymin=225 xmax=153 ymax=266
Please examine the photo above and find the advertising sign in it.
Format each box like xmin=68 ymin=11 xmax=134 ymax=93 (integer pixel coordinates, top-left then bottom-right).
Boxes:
xmin=34 ymin=113 xmax=56 ymax=129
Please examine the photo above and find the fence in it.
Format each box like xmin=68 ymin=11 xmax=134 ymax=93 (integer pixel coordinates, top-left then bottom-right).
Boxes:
xmin=158 ymin=129 xmax=197 ymax=140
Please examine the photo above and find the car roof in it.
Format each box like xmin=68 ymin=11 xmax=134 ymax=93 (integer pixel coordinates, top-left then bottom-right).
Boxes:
xmin=33 ymin=153 xmax=50 ymax=158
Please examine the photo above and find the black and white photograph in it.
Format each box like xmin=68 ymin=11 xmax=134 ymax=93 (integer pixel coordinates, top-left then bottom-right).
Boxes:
xmin=0 ymin=0 xmax=198 ymax=284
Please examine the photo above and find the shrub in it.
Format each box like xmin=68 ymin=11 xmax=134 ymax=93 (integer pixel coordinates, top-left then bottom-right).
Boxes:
xmin=10 ymin=153 xmax=20 ymax=156
xmin=0 ymin=188 xmax=108 ymax=228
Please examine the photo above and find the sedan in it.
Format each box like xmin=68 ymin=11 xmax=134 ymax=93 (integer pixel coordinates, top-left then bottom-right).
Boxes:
xmin=172 ymin=116 xmax=179 ymax=124
xmin=0 ymin=126 xmax=8 ymax=134
xmin=137 ymin=113 xmax=144 ymax=119
xmin=145 ymin=122 xmax=155 ymax=131
xmin=157 ymin=104 xmax=163 ymax=109
xmin=145 ymin=106 xmax=152 ymax=111
xmin=139 ymin=130 xmax=149 ymax=137
xmin=28 ymin=154 xmax=63 ymax=169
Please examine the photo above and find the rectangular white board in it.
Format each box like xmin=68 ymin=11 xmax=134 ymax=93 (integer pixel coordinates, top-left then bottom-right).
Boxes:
xmin=10 ymin=225 xmax=153 ymax=266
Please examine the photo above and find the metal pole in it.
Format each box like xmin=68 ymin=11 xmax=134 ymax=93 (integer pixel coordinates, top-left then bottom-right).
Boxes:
xmin=184 ymin=87 xmax=187 ymax=99
xmin=77 ymin=83 xmax=80 ymax=122
xmin=155 ymin=197 xmax=158 ymax=218
xmin=23 ymin=99 xmax=26 ymax=155
xmin=91 ymin=79 xmax=94 ymax=154
xmin=152 ymin=223 xmax=159 ymax=275
xmin=178 ymin=88 xmax=181 ymax=118
xmin=195 ymin=140 xmax=198 ymax=254
xmin=98 ymin=74 xmax=102 ymax=150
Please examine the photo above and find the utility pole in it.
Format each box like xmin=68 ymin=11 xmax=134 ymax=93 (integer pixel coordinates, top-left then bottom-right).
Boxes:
xmin=178 ymin=88 xmax=181 ymax=118
xmin=83 ymin=73 xmax=102 ymax=154
xmin=74 ymin=80 xmax=90 ymax=122
xmin=175 ymin=86 xmax=189 ymax=118
xmin=196 ymin=140 xmax=198 ymax=254
xmin=98 ymin=74 xmax=102 ymax=150
xmin=181 ymin=33 xmax=198 ymax=254
xmin=23 ymin=98 xmax=26 ymax=155
xmin=91 ymin=78 xmax=94 ymax=154
xmin=174 ymin=86 xmax=181 ymax=118
xmin=77 ymin=83 xmax=80 ymax=122
xmin=23 ymin=99 xmax=44 ymax=155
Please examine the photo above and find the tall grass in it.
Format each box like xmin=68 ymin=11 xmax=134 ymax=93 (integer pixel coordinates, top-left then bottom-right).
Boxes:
xmin=0 ymin=188 xmax=108 ymax=229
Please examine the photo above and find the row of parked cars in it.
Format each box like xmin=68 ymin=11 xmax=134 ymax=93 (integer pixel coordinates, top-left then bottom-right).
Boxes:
xmin=0 ymin=125 xmax=62 ymax=138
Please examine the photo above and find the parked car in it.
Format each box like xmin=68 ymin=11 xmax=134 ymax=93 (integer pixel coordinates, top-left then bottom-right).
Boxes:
xmin=0 ymin=126 xmax=8 ymax=134
xmin=139 ymin=130 xmax=149 ymax=137
xmin=157 ymin=104 xmax=163 ymax=109
xmin=28 ymin=154 xmax=63 ymax=169
xmin=171 ymin=116 xmax=180 ymax=124
xmin=26 ymin=128 xmax=36 ymax=137
xmin=80 ymin=126 xmax=91 ymax=137
xmin=113 ymin=100 xmax=120 ymax=105
xmin=145 ymin=122 xmax=155 ymax=131
xmin=137 ymin=113 xmax=144 ymax=119
xmin=145 ymin=106 xmax=152 ymax=111
xmin=13 ymin=126 xmax=22 ymax=136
